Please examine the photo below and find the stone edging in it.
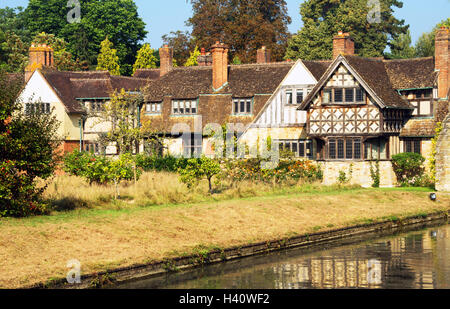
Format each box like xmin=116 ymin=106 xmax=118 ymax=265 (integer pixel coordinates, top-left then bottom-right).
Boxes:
xmin=30 ymin=211 xmax=449 ymax=289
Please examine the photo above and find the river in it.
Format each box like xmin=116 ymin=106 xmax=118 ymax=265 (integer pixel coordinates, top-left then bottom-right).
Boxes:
xmin=116 ymin=223 xmax=450 ymax=289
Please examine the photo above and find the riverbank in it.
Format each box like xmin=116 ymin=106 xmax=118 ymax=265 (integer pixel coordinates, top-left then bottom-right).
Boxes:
xmin=0 ymin=187 xmax=449 ymax=288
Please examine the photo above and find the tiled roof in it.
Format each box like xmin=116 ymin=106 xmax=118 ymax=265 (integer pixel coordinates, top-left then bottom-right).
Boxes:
xmin=400 ymin=118 xmax=437 ymax=137
xmin=300 ymin=55 xmax=415 ymax=110
xmin=383 ymin=57 xmax=437 ymax=90
xmin=143 ymin=62 xmax=295 ymax=101
xmin=133 ymin=68 xmax=161 ymax=80
xmin=40 ymin=70 xmax=148 ymax=113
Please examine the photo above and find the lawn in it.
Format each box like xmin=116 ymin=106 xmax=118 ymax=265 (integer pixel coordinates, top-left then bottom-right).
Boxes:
xmin=0 ymin=172 xmax=449 ymax=288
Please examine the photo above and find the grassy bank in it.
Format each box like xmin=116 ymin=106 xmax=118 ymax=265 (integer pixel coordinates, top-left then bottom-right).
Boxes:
xmin=0 ymin=173 xmax=449 ymax=288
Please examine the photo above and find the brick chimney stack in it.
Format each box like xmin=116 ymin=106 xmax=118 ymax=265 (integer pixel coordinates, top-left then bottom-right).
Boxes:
xmin=211 ymin=42 xmax=229 ymax=91
xmin=257 ymin=46 xmax=271 ymax=64
xmin=197 ymin=48 xmax=212 ymax=66
xmin=159 ymin=44 xmax=173 ymax=77
xmin=25 ymin=43 xmax=54 ymax=82
xmin=333 ymin=32 xmax=355 ymax=59
xmin=436 ymin=26 xmax=450 ymax=99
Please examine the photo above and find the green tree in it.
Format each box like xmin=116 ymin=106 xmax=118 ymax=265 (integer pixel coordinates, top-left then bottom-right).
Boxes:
xmin=33 ymin=32 xmax=84 ymax=71
xmin=285 ymin=0 xmax=408 ymax=60
xmin=387 ymin=29 xmax=416 ymax=59
xmin=23 ymin=0 xmax=147 ymax=75
xmin=96 ymin=38 xmax=121 ymax=75
xmin=188 ymin=0 xmax=291 ymax=63
xmin=184 ymin=46 xmax=201 ymax=67
xmin=415 ymin=18 xmax=450 ymax=57
xmin=96 ymin=88 xmax=143 ymax=154
xmin=0 ymin=70 xmax=61 ymax=217
xmin=133 ymin=43 xmax=157 ymax=74
xmin=178 ymin=156 xmax=221 ymax=194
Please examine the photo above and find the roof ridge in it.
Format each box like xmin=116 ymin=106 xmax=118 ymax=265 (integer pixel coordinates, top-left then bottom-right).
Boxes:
xmin=383 ymin=56 xmax=434 ymax=63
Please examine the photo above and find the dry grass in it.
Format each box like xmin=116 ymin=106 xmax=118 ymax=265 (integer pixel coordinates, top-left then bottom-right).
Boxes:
xmin=0 ymin=178 xmax=449 ymax=288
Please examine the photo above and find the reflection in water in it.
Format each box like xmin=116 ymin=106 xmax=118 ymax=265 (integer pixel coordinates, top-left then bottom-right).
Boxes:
xmin=118 ymin=224 xmax=450 ymax=289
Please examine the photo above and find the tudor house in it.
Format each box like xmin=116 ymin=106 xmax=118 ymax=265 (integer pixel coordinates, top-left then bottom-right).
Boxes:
xmin=297 ymin=30 xmax=449 ymax=186
xmin=17 ymin=43 xmax=151 ymax=155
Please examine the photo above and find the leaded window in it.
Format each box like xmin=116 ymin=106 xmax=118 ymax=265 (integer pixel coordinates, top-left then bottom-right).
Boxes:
xmin=172 ymin=100 xmax=197 ymax=115
xmin=25 ymin=103 xmax=50 ymax=115
xmin=232 ymin=98 xmax=252 ymax=115
xmin=146 ymin=102 xmax=162 ymax=114
xmin=276 ymin=140 xmax=313 ymax=159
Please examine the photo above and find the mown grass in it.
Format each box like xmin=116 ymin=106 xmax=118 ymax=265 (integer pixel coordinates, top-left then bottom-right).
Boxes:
xmin=0 ymin=172 xmax=448 ymax=288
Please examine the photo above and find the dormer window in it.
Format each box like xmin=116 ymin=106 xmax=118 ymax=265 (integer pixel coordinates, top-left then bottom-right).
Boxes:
xmin=232 ymin=98 xmax=252 ymax=115
xmin=296 ymin=90 xmax=304 ymax=104
xmin=172 ymin=100 xmax=197 ymax=115
xmin=146 ymin=102 xmax=162 ymax=114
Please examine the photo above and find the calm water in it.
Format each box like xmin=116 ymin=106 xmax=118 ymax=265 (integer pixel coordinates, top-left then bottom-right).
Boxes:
xmin=118 ymin=223 xmax=450 ymax=289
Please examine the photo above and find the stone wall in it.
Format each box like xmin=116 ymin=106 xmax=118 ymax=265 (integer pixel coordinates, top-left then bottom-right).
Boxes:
xmin=321 ymin=161 xmax=397 ymax=188
xmin=436 ymin=113 xmax=450 ymax=191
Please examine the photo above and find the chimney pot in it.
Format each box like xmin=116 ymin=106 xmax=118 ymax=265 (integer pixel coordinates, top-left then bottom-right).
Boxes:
xmin=25 ymin=42 xmax=54 ymax=82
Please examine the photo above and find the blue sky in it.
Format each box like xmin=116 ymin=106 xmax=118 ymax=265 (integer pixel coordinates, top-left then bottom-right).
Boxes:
xmin=1 ymin=0 xmax=449 ymax=48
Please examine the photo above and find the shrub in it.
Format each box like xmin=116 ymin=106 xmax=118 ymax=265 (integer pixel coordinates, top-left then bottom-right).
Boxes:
xmin=220 ymin=158 xmax=323 ymax=185
xmin=0 ymin=71 xmax=61 ymax=217
xmin=391 ymin=153 xmax=426 ymax=187
xmin=135 ymin=154 xmax=188 ymax=172
xmin=63 ymin=151 xmax=142 ymax=194
xmin=178 ymin=156 xmax=221 ymax=193
xmin=64 ymin=150 xmax=110 ymax=185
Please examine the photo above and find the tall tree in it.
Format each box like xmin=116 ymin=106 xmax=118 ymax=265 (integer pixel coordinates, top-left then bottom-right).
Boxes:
xmin=161 ymin=31 xmax=194 ymax=66
xmin=133 ymin=43 xmax=158 ymax=74
xmin=387 ymin=29 xmax=416 ymax=59
xmin=96 ymin=38 xmax=121 ymax=75
xmin=187 ymin=0 xmax=292 ymax=63
xmin=23 ymin=0 xmax=147 ymax=75
xmin=285 ymin=0 xmax=409 ymax=60
xmin=415 ymin=18 xmax=450 ymax=58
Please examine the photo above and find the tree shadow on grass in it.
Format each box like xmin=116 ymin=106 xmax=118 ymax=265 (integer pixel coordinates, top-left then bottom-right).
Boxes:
xmin=49 ymin=197 xmax=91 ymax=212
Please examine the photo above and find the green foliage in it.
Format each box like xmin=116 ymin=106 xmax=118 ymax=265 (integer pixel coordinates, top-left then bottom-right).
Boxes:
xmin=96 ymin=88 xmax=145 ymax=154
xmin=63 ymin=151 xmax=142 ymax=196
xmin=184 ymin=46 xmax=201 ymax=67
xmin=63 ymin=150 xmax=111 ymax=185
xmin=23 ymin=0 xmax=147 ymax=75
xmin=387 ymin=29 xmax=416 ymax=59
xmin=370 ymin=160 xmax=381 ymax=188
xmin=220 ymin=159 xmax=323 ymax=185
xmin=0 ymin=70 xmax=61 ymax=217
xmin=429 ymin=122 xmax=443 ymax=183
xmin=232 ymin=55 xmax=242 ymax=65
xmin=133 ymin=43 xmax=157 ymax=74
xmin=96 ymin=38 xmax=120 ymax=75
xmin=391 ymin=153 xmax=426 ymax=187
xmin=178 ymin=156 xmax=221 ymax=193
xmin=285 ymin=0 xmax=408 ymax=60
xmin=415 ymin=18 xmax=450 ymax=57
xmin=135 ymin=154 xmax=188 ymax=173
xmin=33 ymin=32 xmax=85 ymax=71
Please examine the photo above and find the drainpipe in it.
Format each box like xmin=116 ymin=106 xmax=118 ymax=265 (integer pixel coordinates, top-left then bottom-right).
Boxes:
xmin=79 ymin=116 xmax=85 ymax=152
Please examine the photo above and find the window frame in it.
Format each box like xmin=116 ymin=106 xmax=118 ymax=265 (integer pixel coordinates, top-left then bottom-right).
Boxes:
xmin=322 ymin=88 xmax=366 ymax=105
xmin=276 ymin=139 xmax=313 ymax=159
xmin=145 ymin=102 xmax=162 ymax=115
xmin=172 ymin=99 xmax=198 ymax=116
xmin=232 ymin=98 xmax=253 ymax=115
